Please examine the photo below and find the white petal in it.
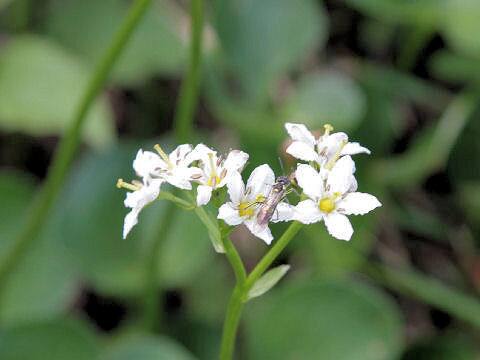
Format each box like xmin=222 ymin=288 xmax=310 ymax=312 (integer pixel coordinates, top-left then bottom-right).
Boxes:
xmin=284 ymin=122 xmax=316 ymax=146
xmin=192 ymin=143 xmax=217 ymax=174
xmin=317 ymin=132 xmax=348 ymax=165
xmin=169 ymin=144 xmax=193 ymax=166
xmin=337 ymin=192 xmax=381 ymax=215
xmin=295 ymin=164 xmax=323 ymax=200
xmin=245 ymin=219 xmax=274 ymax=245
xmin=123 ymin=208 xmax=139 ymax=239
xmin=218 ymin=203 xmax=243 ymax=226
xmin=196 ymin=185 xmax=213 ymax=206
xmin=226 ymin=171 xmax=245 ymax=204
xmin=133 ymin=150 xmax=164 ymax=178
xmin=223 ymin=150 xmax=249 ymax=172
xmin=324 ymin=213 xmax=353 ymax=241
xmin=293 ymin=200 xmax=323 ymax=224
xmin=124 ymin=180 xmax=162 ymax=209
xmin=341 ymin=142 xmax=371 ymax=156
xmin=271 ymin=202 xmax=294 ymax=223
xmin=246 ymin=164 xmax=275 ymax=199
xmin=286 ymin=141 xmax=318 ymax=162
xmin=327 ymin=155 xmax=356 ymax=195
xmin=166 ymin=167 xmax=193 ymax=190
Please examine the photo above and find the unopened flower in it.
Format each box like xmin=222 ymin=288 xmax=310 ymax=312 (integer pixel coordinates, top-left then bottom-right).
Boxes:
xmin=134 ymin=144 xmax=202 ymax=190
xmin=293 ymin=156 xmax=381 ymax=241
xmin=117 ymin=178 xmax=163 ymax=239
xmin=218 ymin=164 xmax=292 ymax=244
xmin=285 ymin=122 xmax=370 ymax=169
xmin=191 ymin=144 xmax=249 ymax=206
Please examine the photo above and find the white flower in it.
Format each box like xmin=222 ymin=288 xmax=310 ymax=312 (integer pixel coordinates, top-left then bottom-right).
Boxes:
xmin=217 ymin=164 xmax=292 ymax=245
xmin=191 ymin=144 xmax=249 ymax=206
xmin=285 ymin=122 xmax=370 ymax=168
xmin=121 ymin=178 xmax=163 ymax=239
xmin=293 ymin=156 xmax=381 ymax=241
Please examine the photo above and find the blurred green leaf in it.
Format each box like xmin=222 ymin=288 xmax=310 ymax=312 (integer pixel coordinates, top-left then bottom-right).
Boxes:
xmin=458 ymin=182 xmax=480 ymax=233
xmin=365 ymin=262 xmax=480 ymax=329
xmin=345 ymin=0 xmax=443 ymax=26
xmin=0 ymin=318 xmax=99 ymax=360
xmin=102 ymin=333 xmax=196 ymax=360
xmin=45 ymin=0 xmax=187 ymax=85
xmin=245 ymin=279 xmax=403 ymax=360
xmin=374 ymin=90 xmax=477 ymax=188
xmin=0 ymin=35 xmax=115 ymax=148
xmin=247 ymin=264 xmax=290 ymax=301
xmin=282 ymin=71 xmax=366 ymax=131
xmin=212 ymin=0 xmax=327 ymax=102
xmin=441 ymin=0 xmax=480 ymax=59
xmin=430 ymin=50 xmax=480 ymax=84
xmin=60 ymin=140 xmax=212 ymax=295
xmin=0 ymin=173 xmax=78 ymax=326
xmin=404 ymin=332 xmax=479 ymax=360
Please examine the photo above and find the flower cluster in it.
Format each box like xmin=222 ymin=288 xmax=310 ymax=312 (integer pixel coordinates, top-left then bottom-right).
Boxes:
xmin=118 ymin=123 xmax=380 ymax=244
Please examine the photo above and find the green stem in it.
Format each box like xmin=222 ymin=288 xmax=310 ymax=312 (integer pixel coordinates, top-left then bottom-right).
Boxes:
xmin=0 ymin=0 xmax=153 ymax=292
xmin=245 ymin=221 xmax=303 ymax=289
xmin=223 ymin=235 xmax=247 ymax=284
xmin=174 ymin=0 xmax=203 ymax=143
xmin=220 ymin=285 xmax=245 ymax=360
xmin=219 ymin=221 xmax=303 ymax=359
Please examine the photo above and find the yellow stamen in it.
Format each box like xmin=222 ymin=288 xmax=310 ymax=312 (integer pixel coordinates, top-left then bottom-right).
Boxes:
xmin=255 ymin=194 xmax=266 ymax=203
xmin=238 ymin=201 xmax=255 ymax=218
xmin=324 ymin=139 xmax=348 ymax=170
xmin=323 ymin=123 xmax=334 ymax=136
xmin=154 ymin=144 xmax=172 ymax=168
xmin=319 ymin=197 xmax=335 ymax=213
xmin=116 ymin=178 xmax=140 ymax=191
xmin=207 ymin=153 xmax=219 ymax=187
xmin=207 ymin=175 xmax=221 ymax=187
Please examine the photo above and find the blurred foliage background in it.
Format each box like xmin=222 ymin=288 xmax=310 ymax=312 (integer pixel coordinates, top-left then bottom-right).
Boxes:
xmin=0 ymin=0 xmax=480 ymax=359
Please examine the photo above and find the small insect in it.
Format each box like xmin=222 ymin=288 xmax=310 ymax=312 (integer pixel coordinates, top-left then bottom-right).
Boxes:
xmin=255 ymin=175 xmax=291 ymax=231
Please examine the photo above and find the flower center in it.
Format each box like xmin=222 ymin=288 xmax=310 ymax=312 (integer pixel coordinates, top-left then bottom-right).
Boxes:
xmin=318 ymin=197 xmax=336 ymax=213
xmin=238 ymin=201 xmax=255 ymax=218
xmin=207 ymin=175 xmax=221 ymax=187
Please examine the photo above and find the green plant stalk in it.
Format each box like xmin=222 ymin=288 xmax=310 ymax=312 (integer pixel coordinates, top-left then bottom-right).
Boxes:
xmin=174 ymin=0 xmax=203 ymax=143
xmin=219 ymin=221 xmax=303 ymax=360
xmin=0 ymin=0 xmax=153 ymax=291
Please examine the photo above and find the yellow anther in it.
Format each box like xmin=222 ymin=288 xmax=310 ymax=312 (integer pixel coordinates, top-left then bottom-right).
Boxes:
xmin=323 ymin=123 xmax=334 ymax=136
xmin=255 ymin=194 xmax=266 ymax=203
xmin=116 ymin=178 xmax=140 ymax=191
xmin=154 ymin=144 xmax=172 ymax=167
xmin=319 ymin=197 xmax=336 ymax=213
xmin=324 ymin=139 xmax=348 ymax=170
xmin=207 ymin=175 xmax=221 ymax=187
xmin=238 ymin=201 xmax=255 ymax=218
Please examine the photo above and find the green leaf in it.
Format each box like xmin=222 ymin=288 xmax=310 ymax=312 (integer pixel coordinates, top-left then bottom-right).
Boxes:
xmin=365 ymin=262 xmax=480 ymax=329
xmin=212 ymin=0 xmax=327 ymax=102
xmin=282 ymin=71 xmax=366 ymax=131
xmin=404 ymin=332 xmax=479 ymax=360
xmin=245 ymin=279 xmax=403 ymax=360
xmin=45 ymin=0 xmax=187 ymax=85
xmin=0 ymin=318 xmax=99 ymax=360
xmin=246 ymin=265 xmax=290 ymax=301
xmin=441 ymin=0 xmax=480 ymax=59
xmin=0 ymin=35 xmax=115 ymax=149
xmin=0 ymin=173 xmax=78 ymax=326
xmin=345 ymin=0 xmax=443 ymax=26
xmin=102 ymin=333 xmax=196 ymax=360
